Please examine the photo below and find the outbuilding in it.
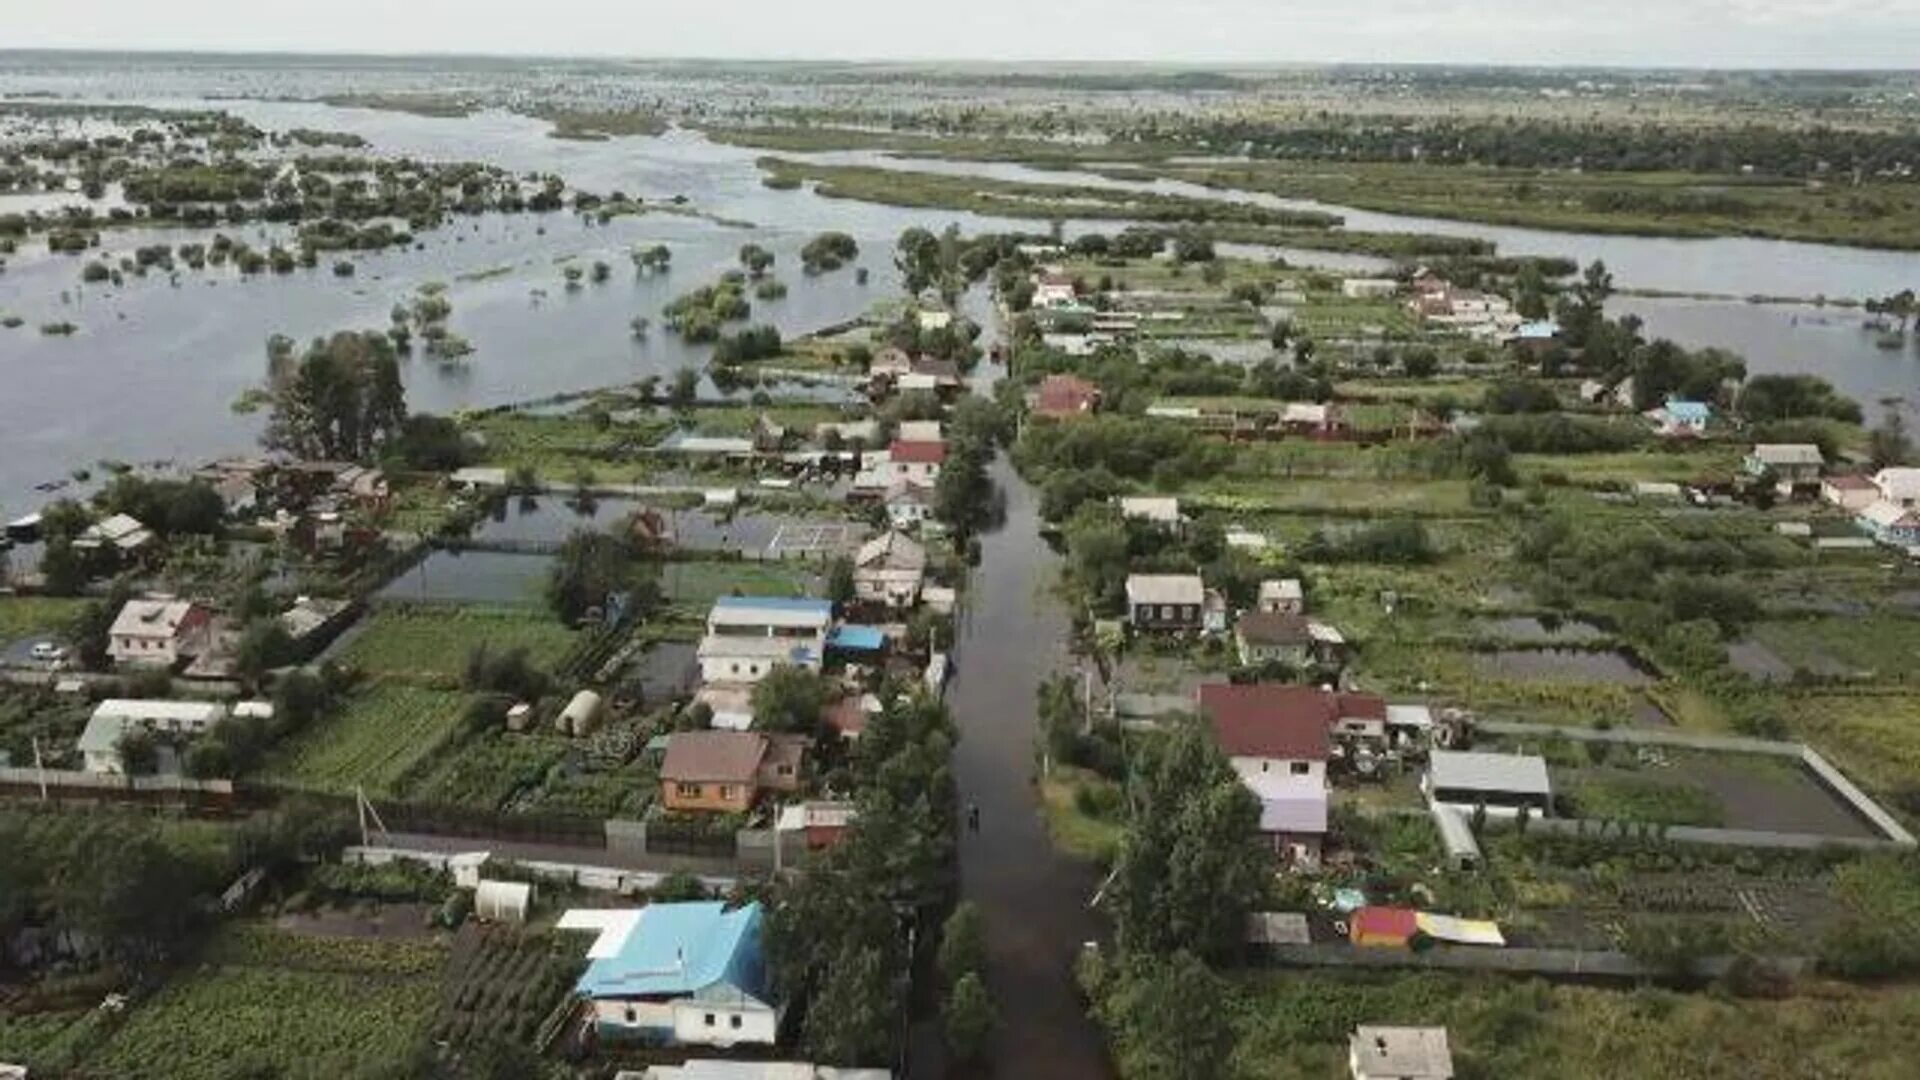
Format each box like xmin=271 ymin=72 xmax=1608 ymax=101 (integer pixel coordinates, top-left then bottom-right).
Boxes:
xmin=1424 ymin=750 xmax=1553 ymax=816
xmin=475 ymin=879 xmax=533 ymax=924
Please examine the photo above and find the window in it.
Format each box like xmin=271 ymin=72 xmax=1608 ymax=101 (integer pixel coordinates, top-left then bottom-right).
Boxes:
xmin=777 ymin=764 xmax=793 ymax=776
xmin=704 ymin=1013 xmax=716 ymax=1027
xmin=730 ymin=1015 xmax=742 ymax=1030
xmin=719 ymin=785 xmax=737 ymax=801
xmin=1160 ymin=605 xmax=1174 ymax=620
xmin=1290 ymin=762 xmax=1310 ymax=776
xmin=625 ymin=1007 xmax=636 ymax=1024
xmin=677 ymin=782 xmax=701 ymax=798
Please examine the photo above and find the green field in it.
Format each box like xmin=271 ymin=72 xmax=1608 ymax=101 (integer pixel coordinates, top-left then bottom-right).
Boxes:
xmin=263 ymin=683 xmax=469 ymax=797
xmin=662 ymin=559 xmax=818 ymax=606
xmin=83 ymin=925 xmax=446 ymax=1080
xmin=0 ymin=595 xmax=85 ymax=645
xmin=341 ymin=606 xmax=578 ymax=682
xmin=1751 ymin=616 xmax=1920 ymax=681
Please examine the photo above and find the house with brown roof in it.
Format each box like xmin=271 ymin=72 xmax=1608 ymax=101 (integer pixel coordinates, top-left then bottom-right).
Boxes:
xmin=659 ymin=731 xmax=808 ymax=814
xmin=1031 ymin=374 xmax=1101 ymax=420
xmin=1235 ymin=611 xmax=1315 ymax=667
xmin=889 ymin=440 xmax=947 ymax=486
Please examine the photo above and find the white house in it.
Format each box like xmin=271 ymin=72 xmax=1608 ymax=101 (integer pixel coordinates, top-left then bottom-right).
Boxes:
xmin=1033 ymin=272 xmax=1078 ymax=309
xmin=852 ymin=530 xmax=927 ymax=610
xmin=698 ymin=597 xmax=832 ymax=684
xmin=1258 ymin=579 xmax=1305 ymax=615
xmin=78 ymin=699 xmax=227 ymax=774
xmin=888 ymin=440 xmax=946 ymax=485
xmin=1872 ymin=467 xmax=1920 ymax=508
xmin=74 ymin=513 xmax=155 ymax=556
xmin=564 ymin=902 xmax=779 ymax=1049
xmin=1821 ymin=474 xmax=1880 ymax=512
xmin=641 ymin=1061 xmax=892 ymax=1080
xmin=884 ymin=483 xmax=935 ymax=532
xmin=108 ymin=598 xmax=213 ymax=668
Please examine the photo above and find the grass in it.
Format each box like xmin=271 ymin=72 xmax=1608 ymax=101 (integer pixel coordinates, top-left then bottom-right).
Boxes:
xmin=340 ymin=606 xmax=577 ymax=683
xmin=1227 ymin=969 xmax=1920 ymax=1079
xmin=1789 ymin=692 xmax=1920 ymax=808
xmin=1039 ymin=765 xmax=1126 ymax=864
xmin=1562 ymin=768 xmax=1727 ymax=827
xmin=1750 ymin=616 xmax=1920 ymax=681
xmin=0 ymin=595 xmax=85 ymax=644
xmin=262 ymin=682 xmax=469 ymax=797
xmin=83 ymin=924 xmax=445 ymax=1080
xmin=662 ymin=559 xmax=818 ymax=607
xmin=465 ymin=411 xmax=669 ymax=486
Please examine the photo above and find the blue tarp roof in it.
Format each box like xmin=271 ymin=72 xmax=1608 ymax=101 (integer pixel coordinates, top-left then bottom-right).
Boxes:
xmin=1665 ymin=400 xmax=1712 ymax=420
xmin=1516 ymin=320 xmax=1559 ymax=339
xmin=576 ymin=901 xmax=768 ymax=1003
xmin=712 ymin=596 xmax=833 ymax=616
xmin=827 ymin=625 xmax=887 ymax=652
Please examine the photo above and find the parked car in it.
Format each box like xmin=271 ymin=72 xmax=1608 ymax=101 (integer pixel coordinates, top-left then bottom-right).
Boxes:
xmin=29 ymin=642 xmax=66 ymax=663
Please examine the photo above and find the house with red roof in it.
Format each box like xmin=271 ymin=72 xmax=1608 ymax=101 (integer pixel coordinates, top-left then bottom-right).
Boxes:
xmin=1031 ymin=374 xmax=1101 ymax=420
xmin=1197 ymin=683 xmax=1360 ymax=866
xmin=888 ymin=439 xmax=947 ymax=485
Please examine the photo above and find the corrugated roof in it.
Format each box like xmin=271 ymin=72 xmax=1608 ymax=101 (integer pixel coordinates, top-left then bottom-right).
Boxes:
xmin=1197 ymin=684 xmax=1334 ymax=761
xmin=827 ymin=625 xmax=887 ymax=652
xmin=1236 ymin=611 xmax=1314 ymax=646
xmin=888 ymin=440 xmax=948 ymax=465
xmin=1428 ymin=750 xmax=1552 ymax=797
xmin=1125 ymin=574 xmax=1204 ymax=606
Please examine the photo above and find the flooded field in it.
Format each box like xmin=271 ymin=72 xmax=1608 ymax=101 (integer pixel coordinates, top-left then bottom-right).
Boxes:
xmin=1474 ymin=616 xmax=1609 ymax=644
xmin=1474 ymin=647 xmax=1654 ymax=686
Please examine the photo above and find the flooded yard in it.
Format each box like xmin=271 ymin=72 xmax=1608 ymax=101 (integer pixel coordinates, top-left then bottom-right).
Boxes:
xmin=1474 ymin=648 xmax=1653 ymax=686
xmin=377 ymin=549 xmax=552 ymax=606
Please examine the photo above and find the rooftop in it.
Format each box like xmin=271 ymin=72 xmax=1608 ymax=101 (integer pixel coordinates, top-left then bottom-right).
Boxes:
xmin=1751 ymin=443 xmax=1824 ymax=466
xmin=662 ymin=731 xmax=769 ymax=784
xmin=888 ymin=440 xmax=948 ymax=465
xmin=1197 ymin=684 xmax=1337 ymax=761
xmin=1126 ymin=573 xmax=1204 ymax=606
xmin=1351 ymin=1026 xmax=1454 ymax=1080
xmin=1428 ymin=750 xmax=1552 ymax=797
xmin=1236 ymin=611 xmax=1315 ymax=647
xmin=572 ymin=901 xmax=768 ymax=1004
xmin=108 ymin=599 xmax=202 ymax=640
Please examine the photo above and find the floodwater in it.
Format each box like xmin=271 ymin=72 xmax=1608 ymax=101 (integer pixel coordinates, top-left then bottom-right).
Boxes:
xmin=1475 ymin=647 xmax=1654 ymax=686
xmin=377 ymin=548 xmax=550 ymax=606
xmin=6 ymin=94 xmax=1920 ymax=514
xmin=1475 ymin=616 xmax=1609 ymax=644
xmin=945 ymin=454 xmax=1113 ymax=1079
xmin=476 ymin=495 xmax=855 ymax=556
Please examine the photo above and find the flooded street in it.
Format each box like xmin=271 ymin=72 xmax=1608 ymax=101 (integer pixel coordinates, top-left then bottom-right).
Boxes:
xmin=943 ymin=454 xmax=1113 ymax=1079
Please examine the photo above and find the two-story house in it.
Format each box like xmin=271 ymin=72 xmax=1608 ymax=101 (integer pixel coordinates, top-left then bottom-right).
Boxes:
xmin=697 ymin=597 xmax=832 ymax=685
xmin=888 ymin=440 xmax=946 ymax=485
xmin=1196 ymin=683 xmax=1336 ymax=865
xmin=107 ymin=598 xmax=212 ymax=669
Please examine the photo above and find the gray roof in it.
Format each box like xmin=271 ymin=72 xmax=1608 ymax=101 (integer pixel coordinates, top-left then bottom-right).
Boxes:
xmin=1126 ymin=574 xmax=1204 ymax=606
xmin=1751 ymin=443 xmax=1823 ymax=467
xmin=1351 ymin=1027 xmax=1454 ymax=1080
xmin=1428 ymin=750 xmax=1552 ymax=797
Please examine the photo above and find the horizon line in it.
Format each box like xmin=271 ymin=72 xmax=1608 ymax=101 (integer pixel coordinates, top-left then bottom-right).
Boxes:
xmin=2 ymin=45 xmax=1916 ymax=75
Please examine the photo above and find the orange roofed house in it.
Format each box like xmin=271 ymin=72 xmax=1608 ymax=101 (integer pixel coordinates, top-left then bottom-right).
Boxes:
xmin=660 ymin=731 xmax=808 ymax=814
xmin=1031 ymin=374 xmax=1101 ymax=420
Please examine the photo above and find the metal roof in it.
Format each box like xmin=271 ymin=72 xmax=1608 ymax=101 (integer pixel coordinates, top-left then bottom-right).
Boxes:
xmin=1428 ymin=750 xmax=1552 ymax=797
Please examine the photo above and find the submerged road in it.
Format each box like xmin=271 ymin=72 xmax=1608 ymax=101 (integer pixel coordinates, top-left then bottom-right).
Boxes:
xmin=944 ymin=455 xmax=1114 ymax=1078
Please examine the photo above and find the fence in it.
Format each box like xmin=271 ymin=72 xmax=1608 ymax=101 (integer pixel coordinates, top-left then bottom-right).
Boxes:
xmin=1256 ymin=942 xmax=1811 ymax=982
xmin=1480 ymin=720 xmax=1916 ymax=848
xmin=0 ymin=766 xmax=237 ymax=810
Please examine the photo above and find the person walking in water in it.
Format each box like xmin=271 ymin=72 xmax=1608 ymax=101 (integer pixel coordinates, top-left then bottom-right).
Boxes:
xmin=967 ymin=803 xmax=981 ymax=833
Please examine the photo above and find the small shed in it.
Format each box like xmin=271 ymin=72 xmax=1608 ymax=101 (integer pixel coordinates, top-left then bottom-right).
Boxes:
xmin=474 ymin=879 xmax=533 ymax=924
xmin=559 ymin=690 xmax=604 ymax=736
xmin=1429 ymin=803 xmax=1483 ymax=872
xmin=1349 ymin=906 xmax=1420 ymax=949
xmin=506 ymin=702 xmax=533 ymax=732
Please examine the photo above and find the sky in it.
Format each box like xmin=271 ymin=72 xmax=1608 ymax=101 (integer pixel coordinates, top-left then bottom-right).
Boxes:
xmin=8 ymin=0 xmax=1920 ymax=68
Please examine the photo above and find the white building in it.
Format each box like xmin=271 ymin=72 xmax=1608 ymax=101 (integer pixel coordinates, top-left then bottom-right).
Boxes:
xmin=852 ymin=531 xmax=928 ymax=610
xmin=107 ymin=599 xmax=212 ymax=668
xmin=635 ymin=1062 xmax=891 ymax=1080
xmin=1872 ymin=467 xmax=1920 ymax=508
xmin=1350 ymin=1026 xmax=1454 ymax=1080
xmin=1258 ymin=579 xmax=1305 ymax=615
xmin=1424 ymin=750 xmax=1552 ymax=817
xmin=565 ymin=902 xmax=779 ymax=1049
xmin=78 ymin=699 xmax=227 ymax=774
xmin=1340 ymin=278 xmax=1399 ymax=300
xmin=698 ymin=597 xmax=832 ymax=684
xmin=1118 ymin=496 xmax=1183 ymax=530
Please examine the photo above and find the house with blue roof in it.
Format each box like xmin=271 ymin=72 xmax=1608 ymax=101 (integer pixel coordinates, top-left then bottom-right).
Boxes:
xmin=565 ymin=901 xmax=780 ymax=1048
xmin=1648 ymin=398 xmax=1711 ymax=438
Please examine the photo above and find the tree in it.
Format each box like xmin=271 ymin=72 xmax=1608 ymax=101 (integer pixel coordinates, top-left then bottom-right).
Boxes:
xmin=1870 ymin=408 xmax=1913 ymax=470
xmin=738 ymin=243 xmax=776 ymax=278
xmin=115 ymin=728 xmax=159 ymax=776
xmin=1109 ymin=723 xmax=1267 ymax=962
xmin=805 ymin=942 xmax=901 ymax=1067
xmin=261 ymin=331 xmax=407 ymax=461
xmin=1095 ymin=951 xmax=1234 ymax=1080
xmin=38 ymin=538 xmax=90 ymax=597
xmin=546 ymin=528 xmax=652 ymax=625
xmin=750 ymin=666 xmax=830 ymax=735
xmin=1402 ymin=346 xmax=1440 ymax=378
xmin=1513 ymin=261 xmax=1551 ymax=320
xmin=669 ymin=367 xmax=700 ymax=410
xmin=233 ymin=619 xmax=294 ymax=689
xmin=938 ymin=901 xmax=987 ymax=989
xmin=53 ymin=827 xmax=199 ymax=971
xmin=943 ymin=972 xmax=997 ymax=1065
xmin=827 ymin=555 xmax=856 ymax=608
